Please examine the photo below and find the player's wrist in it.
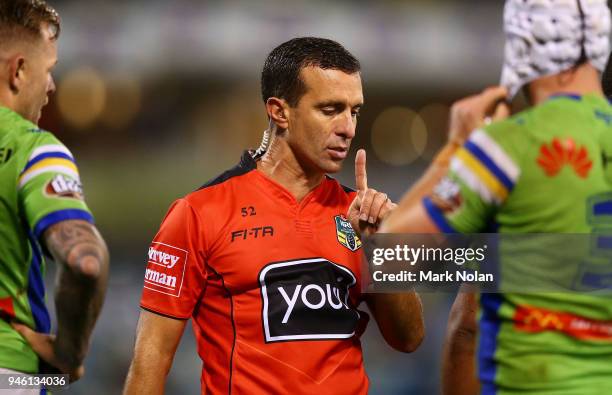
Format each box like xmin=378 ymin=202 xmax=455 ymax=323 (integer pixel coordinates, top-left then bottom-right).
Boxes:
xmin=433 ymin=140 xmax=462 ymax=168
xmin=53 ymin=336 xmax=87 ymax=370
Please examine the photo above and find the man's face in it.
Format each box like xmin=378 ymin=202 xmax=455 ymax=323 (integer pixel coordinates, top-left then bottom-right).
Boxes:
xmin=15 ymin=23 xmax=58 ymax=124
xmin=285 ymin=66 xmax=363 ymax=174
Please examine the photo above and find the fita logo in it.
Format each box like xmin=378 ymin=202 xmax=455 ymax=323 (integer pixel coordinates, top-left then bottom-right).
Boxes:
xmin=537 ymin=137 xmax=592 ymax=178
xmin=334 ymin=215 xmax=361 ymax=252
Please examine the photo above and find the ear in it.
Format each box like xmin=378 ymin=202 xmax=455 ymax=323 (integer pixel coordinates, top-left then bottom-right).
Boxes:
xmin=265 ymin=97 xmax=290 ymax=130
xmin=8 ymin=55 xmax=26 ymax=93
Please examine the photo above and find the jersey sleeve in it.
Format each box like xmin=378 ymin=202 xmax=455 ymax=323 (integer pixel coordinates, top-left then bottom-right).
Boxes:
xmin=17 ymin=132 xmax=93 ymax=239
xmin=423 ymin=124 xmax=522 ymax=233
xmin=140 ymin=198 xmax=207 ymax=319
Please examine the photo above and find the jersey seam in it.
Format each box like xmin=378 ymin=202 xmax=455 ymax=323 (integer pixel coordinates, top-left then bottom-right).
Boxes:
xmin=192 ymin=254 xmax=209 ymax=314
xmin=177 ymin=198 xmax=210 ymax=267
xmin=182 ymin=187 xmax=242 ymax=262
xmin=207 ymin=264 xmax=236 ymax=395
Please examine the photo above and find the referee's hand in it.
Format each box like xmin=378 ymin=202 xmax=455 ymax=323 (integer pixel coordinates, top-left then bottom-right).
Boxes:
xmin=347 ymin=149 xmax=396 ymax=237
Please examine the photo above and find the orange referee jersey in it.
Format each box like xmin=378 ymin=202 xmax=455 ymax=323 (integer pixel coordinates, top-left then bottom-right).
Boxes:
xmin=140 ymin=152 xmax=370 ymax=394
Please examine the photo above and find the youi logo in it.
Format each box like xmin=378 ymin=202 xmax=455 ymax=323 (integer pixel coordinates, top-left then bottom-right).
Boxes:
xmin=259 ymin=258 xmax=359 ymax=342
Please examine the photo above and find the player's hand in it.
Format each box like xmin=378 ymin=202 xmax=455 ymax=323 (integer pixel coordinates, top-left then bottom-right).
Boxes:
xmin=11 ymin=323 xmax=85 ymax=382
xmin=448 ymin=86 xmax=510 ymax=144
xmin=347 ymin=149 xmax=396 ymax=237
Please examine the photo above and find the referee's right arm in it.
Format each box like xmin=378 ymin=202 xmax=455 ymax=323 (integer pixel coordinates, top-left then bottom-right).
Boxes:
xmin=123 ymin=310 xmax=187 ymax=395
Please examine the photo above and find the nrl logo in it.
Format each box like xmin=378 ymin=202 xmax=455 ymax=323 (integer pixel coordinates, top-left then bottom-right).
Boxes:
xmin=334 ymin=215 xmax=361 ymax=252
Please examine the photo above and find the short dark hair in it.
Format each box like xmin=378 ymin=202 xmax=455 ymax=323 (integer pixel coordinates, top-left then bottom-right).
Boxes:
xmin=261 ymin=37 xmax=360 ymax=106
xmin=0 ymin=0 xmax=61 ymax=47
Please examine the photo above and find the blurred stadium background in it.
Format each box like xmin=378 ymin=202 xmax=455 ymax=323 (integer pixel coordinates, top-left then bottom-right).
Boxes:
xmin=38 ymin=0 xmax=519 ymax=393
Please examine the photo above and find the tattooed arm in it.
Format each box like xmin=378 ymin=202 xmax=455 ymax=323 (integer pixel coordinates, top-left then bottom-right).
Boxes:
xmin=46 ymin=219 xmax=109 ymax=369
xmin=13 ymin=220 xmax=109 ymax=379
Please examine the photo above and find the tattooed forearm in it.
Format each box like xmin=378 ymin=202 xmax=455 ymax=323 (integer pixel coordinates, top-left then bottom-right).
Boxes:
xmin=43 ymin=220 xmax=109 ymax=368
xmin=45 ymin=221 xmax=105 ymax=275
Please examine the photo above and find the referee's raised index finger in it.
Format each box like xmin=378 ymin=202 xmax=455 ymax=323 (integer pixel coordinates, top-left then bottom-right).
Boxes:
xmin=355 ymin=149 xmax=368 ymax=191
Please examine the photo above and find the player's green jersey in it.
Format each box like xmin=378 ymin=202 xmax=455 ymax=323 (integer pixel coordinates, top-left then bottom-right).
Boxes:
xmin=0 ymin=107 xmax=93 ymax=373
xmin=424 ymin=94 xmax=612 ymax=394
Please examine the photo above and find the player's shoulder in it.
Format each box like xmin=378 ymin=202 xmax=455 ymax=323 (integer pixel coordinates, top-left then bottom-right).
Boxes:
xmin=482 ymin=110 xmax=529 ymax=141
xmin=0 ymin=115 xmax=73 ymax=167
xmin=484 ymin=94 xmax=602 ymax=142
xmin=0 ymin=107 xmax=57 ymax=144
xmin=17 ymin=129 xmax=73 ymax=166
xmin=470 ymin=107 xmax=535 ymax=162
xmin=527 ymin=94 xmax=583 ymax=119
xmin=513 ymin=94 xmax=606 ymax=127
xmin=21 ymin=128 xmax=65 ymax=147
xmin=0 ymin=107 xmax=34 ymax=132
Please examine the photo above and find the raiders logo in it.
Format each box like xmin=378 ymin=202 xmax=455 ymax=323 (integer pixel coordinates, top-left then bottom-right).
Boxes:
xmin=431 ymin=177 xmax=462 ymax=214
xmin=335 ymin=215 xmax=361 ymax=252
xmin=45 ymin=174 xmax=83 ymax=200
xmin=259 ymin=258 xmax=359 ymax=342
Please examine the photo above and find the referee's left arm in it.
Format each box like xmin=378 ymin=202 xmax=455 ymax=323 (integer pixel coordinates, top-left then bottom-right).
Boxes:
xmin=348 ymin=149 xmax=425 ymax=352
xmin=364 ymin=292 xmax=424 ymax=353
